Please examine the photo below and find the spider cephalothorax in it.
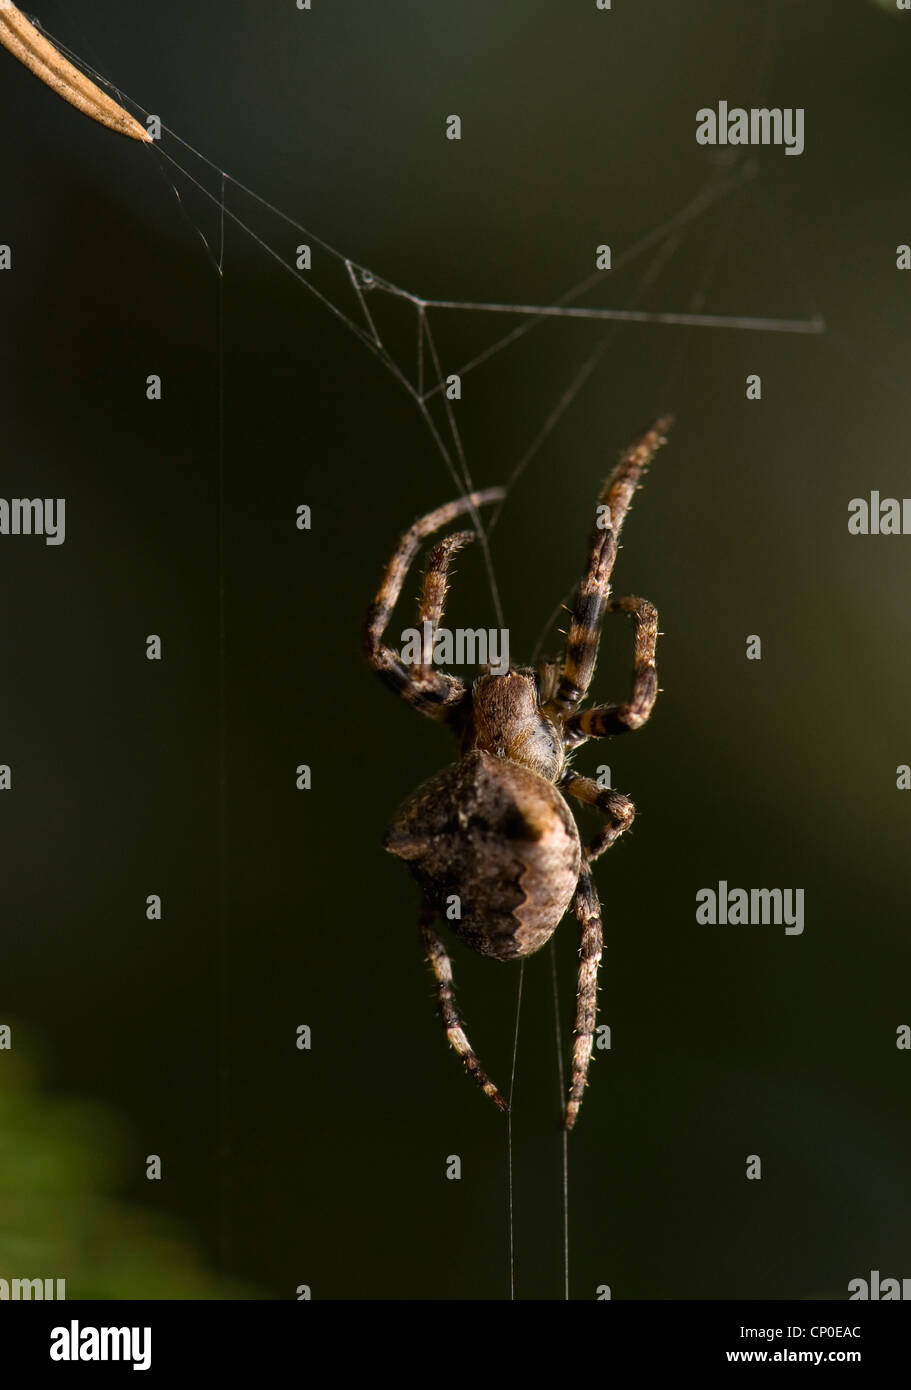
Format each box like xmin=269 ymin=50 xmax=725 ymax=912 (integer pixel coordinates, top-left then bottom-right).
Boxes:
xmin=365 ymin=419 xmax=670 ymax=1128
xmin=463 ymin=671 xmax=566 ymax=780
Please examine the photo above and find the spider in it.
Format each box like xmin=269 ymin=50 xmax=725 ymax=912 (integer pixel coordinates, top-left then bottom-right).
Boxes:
xmin=364 ymin=418 xmax=670 ymax=1129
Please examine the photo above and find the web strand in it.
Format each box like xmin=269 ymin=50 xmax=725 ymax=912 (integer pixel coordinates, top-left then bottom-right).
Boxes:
xmin=216 ymin=171 xmax=231 ymax=1271
xmin=549 ymin=941 xmax=570 ymax=1300
xmin=507 ymin=960 xmax=525 ymax=1302
xmin=488 ymin=192 xmax=693 ymax=537
xmin=417 ymin=298 xmax=823 ymax=336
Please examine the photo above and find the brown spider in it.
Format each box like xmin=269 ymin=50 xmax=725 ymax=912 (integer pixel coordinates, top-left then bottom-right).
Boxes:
xmin=365 ymin=418 xmax=671 ymax=1128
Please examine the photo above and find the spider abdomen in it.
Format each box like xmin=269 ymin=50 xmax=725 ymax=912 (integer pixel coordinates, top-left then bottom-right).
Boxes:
xmin=384 ymin=749 xmax=581 ymax=960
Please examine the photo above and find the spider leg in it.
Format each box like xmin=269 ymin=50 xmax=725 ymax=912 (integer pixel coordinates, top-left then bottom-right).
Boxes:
xmin=535 ymin=658 xmax=563 ymax=705
xmin=561 ymin=774 xmax=636 ymax=863
xmin=419 ymin=905 xmax=508 ymax=1114
xmin=560 ymin=778 xmax=636 ymax=1128
xmin=364 ymin=488 xmax=504 ymax=722
xmin=548 ymin=418 xmax=670 ymax=719
xmin=563 ymin=596 xmax=658 ymax=749
xmin=565 ymin=866 xmax=603 ymax=1131
xmin=413 ymin=530 xmax=475 ymax=681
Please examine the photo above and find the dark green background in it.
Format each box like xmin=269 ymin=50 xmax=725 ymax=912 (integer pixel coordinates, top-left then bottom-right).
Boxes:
xmin=1 ymin=0 xmax=908 ymax=1299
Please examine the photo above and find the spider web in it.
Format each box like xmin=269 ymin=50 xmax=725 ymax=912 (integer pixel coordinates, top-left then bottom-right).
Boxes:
xmin=156 ymin=152 xmax=822 ymax=640
xmin=31 ymin=12 xmax=826 ymax=1304
xmin=40 ymin=22 xmax=820 ymax=646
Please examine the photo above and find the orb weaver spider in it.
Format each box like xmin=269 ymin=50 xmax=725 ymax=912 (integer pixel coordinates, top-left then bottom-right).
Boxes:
xmin=365 ymin=418 xmax=671 ymax=1128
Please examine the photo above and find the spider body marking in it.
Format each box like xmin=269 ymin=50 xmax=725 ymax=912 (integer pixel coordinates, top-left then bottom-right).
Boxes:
xmin=385 ymin=741 xmax=581 ymax=961
xmin=365 ymin=418 xmax=671 ymax=1128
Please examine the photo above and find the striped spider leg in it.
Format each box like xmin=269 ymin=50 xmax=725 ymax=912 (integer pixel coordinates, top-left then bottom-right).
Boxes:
xmin=364 ymin=488 xmax=505 ymax=721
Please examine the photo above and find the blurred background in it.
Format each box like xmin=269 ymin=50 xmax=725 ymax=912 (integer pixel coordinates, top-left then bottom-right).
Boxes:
xmin=0 ymin=0 xmax=909 ymax=1299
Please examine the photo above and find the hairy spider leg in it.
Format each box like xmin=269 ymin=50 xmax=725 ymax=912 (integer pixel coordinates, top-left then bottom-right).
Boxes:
xmin=548 ymin=417 xmax=671 ymax=719
xmin=564 ymin=868 xmax=603 ymax=1131
xmin=364 ymin=488 xmax=504 ymax=721
xmin=561 ymin=776 xmax=636 ymax=862
xmin=560 ymin=779 xmax=636 ymax=1128
xmin=414 ymin=531 xmax=475 ymax=681
xmin=419 ymin=905 xmax=508 ymax=1113
xmin=564 ymin=596 xmax=659 ymax=748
